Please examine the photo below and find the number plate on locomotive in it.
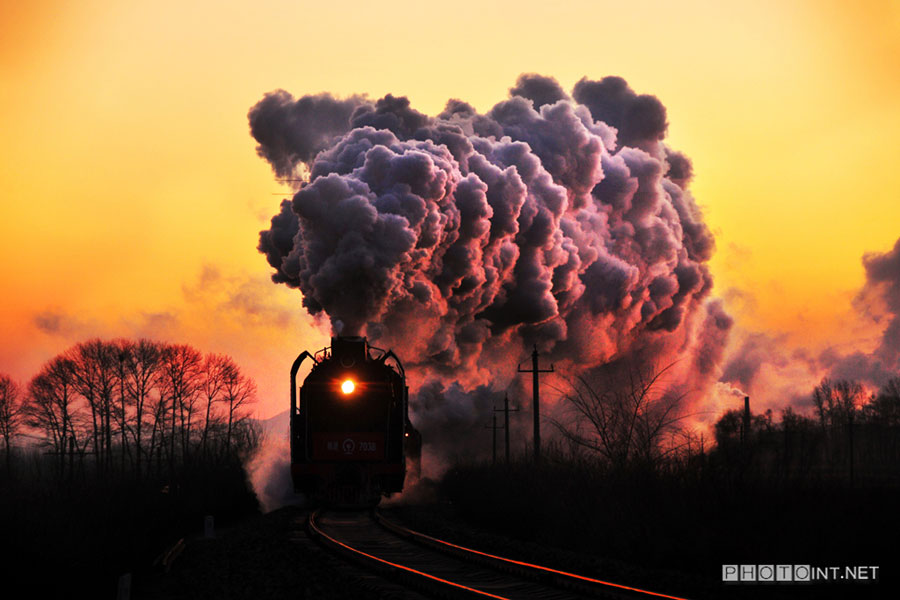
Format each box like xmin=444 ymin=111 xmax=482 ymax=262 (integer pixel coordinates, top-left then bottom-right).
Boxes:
xmin=312 ymin=433 xmax=386 ymax=460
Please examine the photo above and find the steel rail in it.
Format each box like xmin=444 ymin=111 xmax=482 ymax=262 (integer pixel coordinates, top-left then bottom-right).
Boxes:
xmin=309 ymin=509 xmax=510 ymax=599
xmin=374 ymin=510 xmax=690 ymax=600
xmin=309 ymin=509 xmax=691 ymax=600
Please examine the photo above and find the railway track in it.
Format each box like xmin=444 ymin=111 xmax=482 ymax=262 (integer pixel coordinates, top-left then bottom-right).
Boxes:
xmin=308 ymin=509 xmax=690 ymax=600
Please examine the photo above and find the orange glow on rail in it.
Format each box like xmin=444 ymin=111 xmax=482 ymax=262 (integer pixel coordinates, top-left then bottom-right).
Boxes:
xmin=398 ymin=521 xmax=689 ymax=600
xmin=309 ymin=512 xmax=509 ymax=600
xmin=340 ymin=379 xmax=355 ymax=395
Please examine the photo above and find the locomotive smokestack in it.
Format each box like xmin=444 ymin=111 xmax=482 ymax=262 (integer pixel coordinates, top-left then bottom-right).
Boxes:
xmin=331 ymin=336 xmax=368 ymax=366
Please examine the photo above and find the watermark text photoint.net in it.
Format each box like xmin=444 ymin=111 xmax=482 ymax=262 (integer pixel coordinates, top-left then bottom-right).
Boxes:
xmin=723 ymin=565 xmax=880 ymax=584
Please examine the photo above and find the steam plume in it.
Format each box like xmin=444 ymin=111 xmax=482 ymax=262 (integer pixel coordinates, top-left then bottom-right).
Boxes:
xmin=822 ymin=237 xmax=900 ymax=385
xmin=250 ymin=74 xmax=729 ymax=462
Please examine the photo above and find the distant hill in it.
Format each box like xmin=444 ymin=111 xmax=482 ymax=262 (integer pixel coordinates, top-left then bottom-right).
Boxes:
xmin=256 ymin=409 xmax=290 ymax=439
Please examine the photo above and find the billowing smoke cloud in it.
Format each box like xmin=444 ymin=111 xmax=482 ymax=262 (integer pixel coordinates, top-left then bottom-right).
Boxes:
xmin=721 ymin=332 xmax=789 ymax=392
xmin=249 ymin=91 xmax=369 ymax=177
xmin=413 ymin=381 xmax=498 ymax=465
xmin=715 ymin=238 xmax=900 ymax=416
xmin=692 ymin=299 xmax=733 ymax=378
xmin=716 ymin=329 xmax=820 ymax=416
xmin=821 ymin=237 xmax=900 ymax=386
xmin=572 ymin=76 xmax=668 ymax=155
xmin=509 ymin=73 xmax=570 ymax=110
xmin=250 ymin=74 xmax=730 ymax=463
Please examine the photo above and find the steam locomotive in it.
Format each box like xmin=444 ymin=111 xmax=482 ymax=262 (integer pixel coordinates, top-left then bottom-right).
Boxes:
xmin=290 ymin=336 xmax=421 ymax=506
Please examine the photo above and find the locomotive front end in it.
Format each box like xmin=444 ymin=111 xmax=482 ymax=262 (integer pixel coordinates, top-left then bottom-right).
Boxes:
xmin=289 ymin=336 xmax=419 ymax=506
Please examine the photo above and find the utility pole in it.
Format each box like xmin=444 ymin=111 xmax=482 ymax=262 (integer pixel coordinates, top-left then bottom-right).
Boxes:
xmin=494 ymin=394 xmax=519 ymax=464
xmin=484 ymin=412 xmax=503 ymax=465
xmin=518 ymin=345 xmax=553 ymax=463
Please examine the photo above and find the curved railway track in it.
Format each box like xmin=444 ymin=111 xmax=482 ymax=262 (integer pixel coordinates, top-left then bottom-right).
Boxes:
xmin=308 ymin=509 xmax=689 ymax=600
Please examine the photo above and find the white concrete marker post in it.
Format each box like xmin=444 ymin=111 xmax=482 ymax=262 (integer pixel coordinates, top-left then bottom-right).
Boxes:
xmin=117 ymin=573 xmax=131 ymax=600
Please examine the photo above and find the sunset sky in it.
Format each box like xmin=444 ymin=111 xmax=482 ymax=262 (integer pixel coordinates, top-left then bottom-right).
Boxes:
xmin=1 ymin=0 xmax=898 ymax=418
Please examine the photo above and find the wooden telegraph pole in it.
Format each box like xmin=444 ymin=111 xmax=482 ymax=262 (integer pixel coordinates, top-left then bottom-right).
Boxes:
xmin=518 ymin=345 xmax=553 ymax=463
xmin=494 ymin=394 xmax=519 ymax=464
xmin=484 ymin=412 xmax=503 ymax=465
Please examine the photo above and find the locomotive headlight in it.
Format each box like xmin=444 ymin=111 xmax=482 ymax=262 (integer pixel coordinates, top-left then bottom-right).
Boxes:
xmin=340 ymin=379 xmax=355 ymax=395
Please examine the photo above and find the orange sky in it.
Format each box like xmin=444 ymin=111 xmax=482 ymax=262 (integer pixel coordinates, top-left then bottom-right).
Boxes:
xmin=1 ymin=0 xmax=898 ymax=417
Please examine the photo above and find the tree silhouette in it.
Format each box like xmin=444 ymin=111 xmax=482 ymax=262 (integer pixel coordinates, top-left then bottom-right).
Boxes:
xmin=0 ymin=374 xmax=24 ymax=472
xmin=555 ymin=353 xmax=688 ymax=469
xmin=220 ymin=358 xmax=257 ymax=453
xmin=812 ymin=378 xmax=865 ymax=429
xmin=9 ymin=339 xmax=259 ymax=479
xmin=120 ymin=339 xmax=161 ymax=480
xmin=25 ymin=356 xmax=82 ymax=475
xmin=67 ymin=339 xmax=120 ymax=473
xmin=865 ymin=377 xmax=900 ymax=426
xmin=200 ymin=353 xmax=229 ymax=458
xmin=159 ymin=344 xmax=203 ymax=470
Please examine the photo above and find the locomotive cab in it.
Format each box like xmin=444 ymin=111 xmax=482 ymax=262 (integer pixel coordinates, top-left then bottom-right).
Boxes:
xmin=290 ymin=336 xmax=417 ymax=506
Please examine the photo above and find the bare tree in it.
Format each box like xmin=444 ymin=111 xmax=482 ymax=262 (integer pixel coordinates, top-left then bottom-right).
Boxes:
xmin=0 ymin=374 xmax=24 ymax=472
xmin=68 ymin=339 xmax=121 ymax=472
xmin=25 ymin=356 xmax=82 ymax=474
xmin=812 ymin=378 xmax=865 ymax=430
xmin=220 ymin=359 xmax=257 ymax=454
xmin=228 ymin=417 xmax=262 ymax=457
xmin=67 ymin=342 xmax=100 ymax=469
xmin=159 ymin=344 xmax=203 ymax=467
xmin=200 ymin=353 xmax=228 ymax=458
xmin=121 ymin=339 xmax=161 ymax=479
xmin=554 ymin=354 xmax=688 ymax=469
xmin=812 ymin=378 xmax=869 ymax=482
xmin=114 ymin=339 xmax=133 ymax=473
xmin=146 ymin=386 xmax=169 ymax=478
xmin=864 ymin=377 xmax=900 ymax=426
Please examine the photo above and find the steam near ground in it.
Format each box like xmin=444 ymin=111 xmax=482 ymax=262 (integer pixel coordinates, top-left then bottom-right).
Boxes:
xmin=247 ymin=425 xmax=301 ymax=512
xmin=247 ymin=420 xmax=437 ymax=511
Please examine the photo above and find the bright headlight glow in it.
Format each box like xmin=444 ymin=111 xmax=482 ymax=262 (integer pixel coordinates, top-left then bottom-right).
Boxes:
xmin=341 ymin=379 xmax=355 ymax=395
